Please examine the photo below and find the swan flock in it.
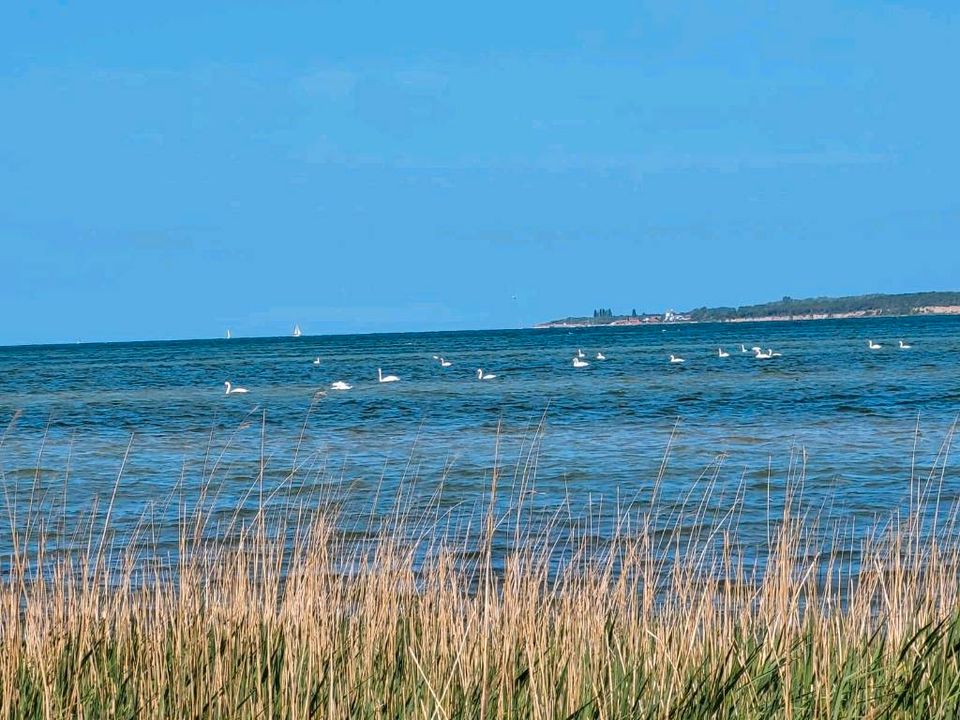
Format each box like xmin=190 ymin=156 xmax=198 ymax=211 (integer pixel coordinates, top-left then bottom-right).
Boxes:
xmin=221 ymin=338 xmax=913 ymax=396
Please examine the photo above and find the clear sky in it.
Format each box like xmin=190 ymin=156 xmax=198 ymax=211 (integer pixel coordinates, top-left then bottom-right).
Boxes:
xmin=1 ymin=2 xmax=958 ymax=345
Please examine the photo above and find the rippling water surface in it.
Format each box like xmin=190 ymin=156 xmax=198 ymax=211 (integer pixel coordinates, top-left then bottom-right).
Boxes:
xmin=1 ymin=316 xmax=959 ymax=560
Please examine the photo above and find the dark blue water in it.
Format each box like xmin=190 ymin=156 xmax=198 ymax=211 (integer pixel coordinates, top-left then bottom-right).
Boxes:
xmin=1 ymin=316 xmax=958 ymax=560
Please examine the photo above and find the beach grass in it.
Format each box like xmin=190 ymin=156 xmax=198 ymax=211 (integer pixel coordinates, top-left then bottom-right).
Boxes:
xmin=2 ymin=421 xmax=960 ymax=718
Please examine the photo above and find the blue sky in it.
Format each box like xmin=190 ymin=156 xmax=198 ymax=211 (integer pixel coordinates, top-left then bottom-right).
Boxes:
xmin=1 ymin=1 xmax=958 ymax=344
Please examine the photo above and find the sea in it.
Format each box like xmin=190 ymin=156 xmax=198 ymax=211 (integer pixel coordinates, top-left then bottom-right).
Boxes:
xmin=1 ymin=316 xmax=959 ymax=568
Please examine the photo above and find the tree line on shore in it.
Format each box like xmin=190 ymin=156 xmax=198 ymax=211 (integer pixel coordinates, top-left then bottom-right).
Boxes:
xmin=547 ymin=291 xmax=960 ymax=326
xmin=687 ymin=291 xmax=960 ymax=321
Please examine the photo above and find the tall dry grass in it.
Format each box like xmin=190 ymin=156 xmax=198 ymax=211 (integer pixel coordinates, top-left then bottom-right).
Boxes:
xmin=1 ymin=417 xmax=960 ymax=718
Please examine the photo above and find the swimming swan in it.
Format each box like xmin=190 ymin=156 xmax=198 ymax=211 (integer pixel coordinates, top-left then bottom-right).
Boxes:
xmin=573 ymin=357 xmax=590 ymax=368
xmin=330 ymin=381 xmax=353 ymax=390
xmin=868 ymin=340 xmax=882 ymax=350
xmin=312 ymin=357 xmax=321 ymax=365
xmin=224 ymin=381 xmax=249 ymax=395
xmin=439 ymin=357 xmax=452 ymax=367
xmin=378 ymin=368 xmax=399 ymax=383
xmin=577 ymin=348 xmax=586 ymax=358
xmin=740 ymin=344 xmax=748 ymax=353
xmin=754 ymin=349 xmax=772 ymax=359
xmin=669 ymin=355 xmax=685 ymax=364
xmin=899 ymin=340 xmax=912 ymax=349
xmin=477 ymin=368 xmax=497 ymax=380
xmin=718 ymin=348 xmax=730 ymax=358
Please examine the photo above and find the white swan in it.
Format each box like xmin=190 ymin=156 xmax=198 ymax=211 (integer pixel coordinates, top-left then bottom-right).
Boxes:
xmin=718 ymin=347 xmax=730 ymax=358
xmin=224 ymin=381 xmax=249 ymax=395
xmin=577 ymin=348 xmax=586 ymax=358
xmin=754 ymin=348 xmax=772 ymax=359
xmin=312 ymin=357 xmax=321 ymax=365
xmin=477 ymin=368 xmax=497 ymax=380
xmin=740 ymin=344 xmax=748 ymax=353
xmin=596 ymin=352 xmax=606 ymax=360
xmin=899 ymin=340 xmax=912 ymax=349
xmin=573 ymin=357 xmax=590 ymax=368
xmin=439 ymin=357 xmax=452 ymax=367
xmin=378 ymin=368 xmax=399 ymax=383
xmin=768 ymin=348 xmax=782 ymax=357
xmin=330 ymin=381 xmax=353 ymax=391
xmin=868 ymin=340 xmax=882 ymax=350
xmin=669 ymin=355 xmax=685 ymax=364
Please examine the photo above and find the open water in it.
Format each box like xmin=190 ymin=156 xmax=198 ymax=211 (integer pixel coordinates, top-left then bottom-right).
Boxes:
xmin=1 ymin=316 xmax=958 ymax=563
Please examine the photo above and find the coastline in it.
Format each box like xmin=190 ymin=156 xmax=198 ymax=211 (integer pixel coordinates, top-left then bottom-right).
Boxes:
xmin=536 ymin=304 xmax=960 ymax=329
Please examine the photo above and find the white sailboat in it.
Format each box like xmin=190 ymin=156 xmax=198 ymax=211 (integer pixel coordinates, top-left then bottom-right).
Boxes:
xmin=225 ymin=329 xmax=232 ymax=340
xmin=293 ymin=324 xmax=302 ymax=338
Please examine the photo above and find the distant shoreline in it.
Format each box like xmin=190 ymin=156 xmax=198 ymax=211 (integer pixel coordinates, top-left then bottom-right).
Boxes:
xmin=536 ymin=306 xmax=960 ymax=329
xmin=536 ymin=292 xmax=960 ymax=329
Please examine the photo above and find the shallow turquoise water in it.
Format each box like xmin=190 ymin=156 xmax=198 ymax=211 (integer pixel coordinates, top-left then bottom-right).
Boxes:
xmin=1 ymin=316 xmax=958 ymax=562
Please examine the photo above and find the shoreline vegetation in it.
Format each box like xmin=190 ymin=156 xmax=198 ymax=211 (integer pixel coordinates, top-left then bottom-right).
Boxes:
xmin=3 ymin=420 xmax=960 ymax=717
xmin=535 ymin=290 xmax=960 ymax=328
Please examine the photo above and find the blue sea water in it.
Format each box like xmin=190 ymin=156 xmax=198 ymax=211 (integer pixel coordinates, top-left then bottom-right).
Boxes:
xmin=1 ymin=316 xmax=959 ymax=562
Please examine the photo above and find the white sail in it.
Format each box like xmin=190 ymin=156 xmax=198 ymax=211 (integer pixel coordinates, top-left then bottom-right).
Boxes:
xmin=293 ymin=324 xmax=302 ymax=338
xmin=226 ymin=329 xmax=232 ymax=339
